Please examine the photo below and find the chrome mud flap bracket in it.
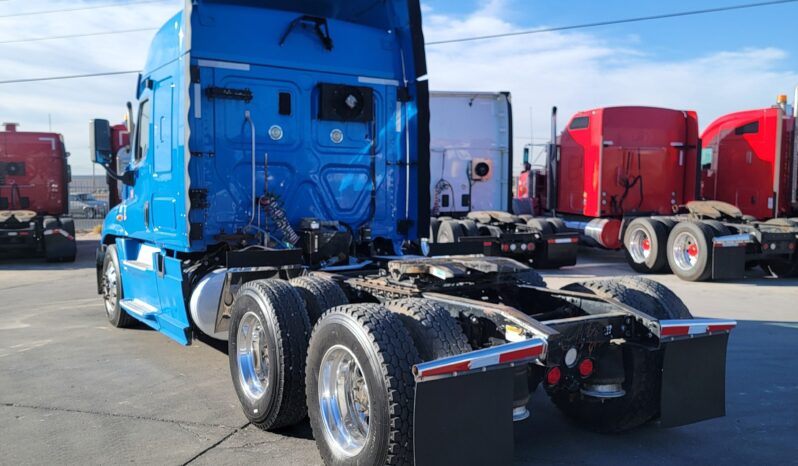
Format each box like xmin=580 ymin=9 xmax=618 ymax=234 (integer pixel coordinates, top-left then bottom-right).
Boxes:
xmin=412 ymin=338 xmax=546 ymax=466
xmin=658 ymin=319 xmax=736 ymax=428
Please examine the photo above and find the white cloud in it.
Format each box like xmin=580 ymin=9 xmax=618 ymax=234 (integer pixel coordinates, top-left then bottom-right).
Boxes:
xmin=422 ymin=4 xmax=798 ymax=172
xmin=0 ymin=0 xmax=182 ymax=175
xmin=1 ymin=1 xmax=796 ymax=176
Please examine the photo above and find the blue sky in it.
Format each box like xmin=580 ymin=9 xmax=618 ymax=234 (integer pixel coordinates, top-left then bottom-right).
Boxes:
xmin=427 ymin=0 xmax=798 ymax=62
xmin=1 ymin=0 xmax=797 ymax=174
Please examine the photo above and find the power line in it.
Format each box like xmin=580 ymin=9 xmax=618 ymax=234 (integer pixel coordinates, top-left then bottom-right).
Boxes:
xmin=0 ymin=0 xmax=170 ymax=19
xmin=1 ymin=0 xmax=796 ymax=84
xmin=426 ymin=0 xmax=798 ymax=45
xmin=0 ymin=27 xmax=158 ymax=45
xmin=0 ymin=70 xmax=140 ymax=85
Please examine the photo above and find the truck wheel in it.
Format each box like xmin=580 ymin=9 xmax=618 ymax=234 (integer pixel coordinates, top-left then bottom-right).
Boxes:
xmin=429 ymin=218 xmax=442 ymax=243
xmin=458 ymin=219 xmax=479 ymax=236
xmin=623 ymin=218 xmax=669 ymax=274
xmin=85 ymin=207 xmax=97 ymax=219
xmin=526 ymin=218 xmax=554 ymax=235
xmin=102 ymin=244 xmax=135 ymax=328
xmin=385 ymin=298 xmax=471 ymax=360
xmin=229 ymin=279 xmax=311 ymax=430
xmin=666 ymin=221 xmax=715 ymax=281
xmin=555 ymin=278 xmax=686 ymax=432
xmin=290 ymin=275 xmax=349 ymax=326
xmin=436 ymin=220 xmax=464 ymax=243
xmin=545 ymin=217 xmax=567 ymax=233
xmin=701 ymin=220 xmax=730 ymax=236
xmin=613 ymin=276 xmax=693 ymax=319
xmin=479 ymin=224 xmax=503 ymax=237
xmin=306 ymin=304 xmax=419 ymax=465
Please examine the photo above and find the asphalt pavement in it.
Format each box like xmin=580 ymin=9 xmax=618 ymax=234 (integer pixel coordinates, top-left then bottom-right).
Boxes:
xmin=1 ymin=238 xmax=796 ymax=465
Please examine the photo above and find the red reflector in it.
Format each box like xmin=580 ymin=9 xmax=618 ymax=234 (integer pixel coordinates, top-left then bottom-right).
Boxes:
xmin=789 ymin=242 xmax=796 ymax=251
xmin=527 ymin=242 xmax=535 ymax=251
xmin=498 ymin=345 xmax=544 ymax=364
xmin=483 ymin=241 xmax=493 ymax=247
xmin=546 ymin=367 xmax=561 ymax=386
xmin=578 ymin=358 xmax=594 ymax=378
xmin=707 ymin=324 xmax=735 ymax=333
xmin=19 ymin=232 xmax=29 ymax=236
xmin=420 ymin=360 xmax=471 ymax=377
xmin=660 ymin=325 xmax=690 ymax=336
xmin=501 ymin=244 xmax=510 ymax=253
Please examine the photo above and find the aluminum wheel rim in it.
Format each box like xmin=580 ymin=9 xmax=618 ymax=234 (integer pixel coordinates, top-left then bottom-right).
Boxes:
xmin=237 ymin=311 xmax=270 ymax=403
xmin=628 ymin=228 xmax=652 ymax=263
xmin=318 ymin=345 xmax=370 ymax=456
xmin=672 ymin=231 xmax=700 ymax=271
xmin=103 ymin=264 xmax=118 ymax=316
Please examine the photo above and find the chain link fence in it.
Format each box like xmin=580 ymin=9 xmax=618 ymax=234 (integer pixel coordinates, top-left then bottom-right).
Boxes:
xmin=69 ymin=175 xmax=109 ymax=231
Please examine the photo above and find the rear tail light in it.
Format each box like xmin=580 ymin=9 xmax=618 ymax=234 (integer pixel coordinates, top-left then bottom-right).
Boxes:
xmin=510 ymin=243 xmax=517 ymax=252
xmin=527 ymin=242 xmax=535 ymax=251
xmin=789 ymin=242 xmax=796 ymax=251
xmin=546 ymin=367 xmax=561 ymax=386
xmin=501 ymin=244 xmax=510 ymax=253
xmin=578 ymin=358 xmax=594 ymax=378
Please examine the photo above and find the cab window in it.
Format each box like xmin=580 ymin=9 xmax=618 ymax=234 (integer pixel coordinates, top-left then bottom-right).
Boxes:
xmin=135 ymin=99 xmax=151 ymax=162
xmin=569 ymin=116 xmax=589 ymax=130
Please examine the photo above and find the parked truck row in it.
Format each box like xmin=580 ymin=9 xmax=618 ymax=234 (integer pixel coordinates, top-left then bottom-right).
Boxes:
xmin=515 ymin=99 xmax=798 ymax=281
xmin=86 ymin=1 xmax=735 ymax=465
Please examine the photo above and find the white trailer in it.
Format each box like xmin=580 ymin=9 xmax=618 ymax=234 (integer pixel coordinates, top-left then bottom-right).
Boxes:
xmin=429 ymin=91 xmax=512 ymax=215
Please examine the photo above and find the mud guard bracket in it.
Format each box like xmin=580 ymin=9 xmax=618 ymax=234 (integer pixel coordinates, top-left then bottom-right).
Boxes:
xmin=414 ymin=367 xmax=514 ymax=466
xmin=660 ymin=333 xmax=729 ymax=427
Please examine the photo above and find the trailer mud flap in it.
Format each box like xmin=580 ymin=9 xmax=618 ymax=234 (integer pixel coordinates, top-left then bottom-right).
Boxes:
xmin=711 ymin=243 xmax=745 ymax=280
xmin=536 ymin=234 xmax=579 ymax=268
xmin=414 ymin=367 xmax=514 ymax=466
xmin=660 ymin=333 xmax=730 ymax=427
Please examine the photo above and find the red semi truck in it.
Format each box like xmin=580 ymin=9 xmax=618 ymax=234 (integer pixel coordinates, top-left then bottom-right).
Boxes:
xmin=0 ymin=122 xmax=76 ymax=261
xmin=518 ymin=104 xmax=798 ymax=281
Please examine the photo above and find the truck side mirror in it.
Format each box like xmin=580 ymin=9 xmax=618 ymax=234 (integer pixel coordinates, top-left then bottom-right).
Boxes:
xmin=522 ymin=147 xmax=530 ymax=164
xmin=90 ymin=119 xmax=113 ymax=166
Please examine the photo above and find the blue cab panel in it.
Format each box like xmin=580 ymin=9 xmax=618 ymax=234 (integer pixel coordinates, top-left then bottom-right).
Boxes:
xmin=101 ymin=0 xmax=429 ymax=344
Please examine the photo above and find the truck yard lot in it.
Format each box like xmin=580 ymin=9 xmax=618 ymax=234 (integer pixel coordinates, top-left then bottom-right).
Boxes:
xmin=1 ymin=236 xmax=796 ymax=465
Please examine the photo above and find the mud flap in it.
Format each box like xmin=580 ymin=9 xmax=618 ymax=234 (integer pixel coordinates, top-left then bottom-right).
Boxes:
xmin=414 ymin=367 xmax=514 ymax=466
xmin=660 ymin=333 xmax=729 ymax=427
xmin=711 ymin=244 xmax=745 ymax=280
xmin=534 ymin=233 xmax=579 ymax=269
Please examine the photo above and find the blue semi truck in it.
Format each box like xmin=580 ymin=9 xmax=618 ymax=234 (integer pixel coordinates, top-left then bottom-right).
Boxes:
xmin=90 ymin=1 xmax=736 ymax=464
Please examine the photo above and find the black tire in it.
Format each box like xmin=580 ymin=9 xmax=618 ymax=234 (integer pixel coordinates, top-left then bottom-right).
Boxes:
xmin=458 ymin=219 xmax=479 ymax=237
xmin=515 ymin=268 xmax=547 ymax=287
xmin=479 ymin=224 xmax=503 ymax=237
xmin=436 ymin=220 xmax=464 ymax=243
xmin=666 ymin=221 xmax=715 ymax=281
xmin=545 ymin=217 xmax=567 ymax=233
xmin=102 ymin=244 xmax=135 ymax=328
xmin=526 ymin=218 xmax=554 ymax=235
xmin=429 ymin=217 xmax=441 ymax=243
xmin=623 ymin=218 xmax=669 ymax=274
xmin=701 ymin=219 xmax=730 ymax=236
xmin=612 ymin=276 xmax=693 ymax=319
xmin=384 ymin=298 xmax=471 ymax=361
xmin=650 ymin=216 xmax=676 ymax=231
xmin=290 ymin=274 xmax=349 ymax=325
xmin=555 ymin=278 xmax=685 ymax=432
xmin=307 ymin=304 xmax=420 ymax=466
xmin=228 ymin=279 xmax=311 ymax=430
